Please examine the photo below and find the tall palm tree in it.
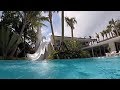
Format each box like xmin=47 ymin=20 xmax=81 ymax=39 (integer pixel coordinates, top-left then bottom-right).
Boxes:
xmin=89 ymin=36 xmax=92 ymax=45
xmin=65 ymin=17 xmax=77 ymax=40
xmin=115 ymin=20 xmax=120 ymax=36
xmin=113 ymin=29 xmax=118 ymax=36
xmin=100 ymin=31 xmax=104 ymax=40
xmin=47 ymin=11 xmax=59 ymax=50
xmin=89 ymin=36 xmax=92 ymax=39
xmin=109 ymin=18 xmax=119 ymax=36
xmin=10 ymin=11 xmax=48 ymax=57
xmin=103 ymin=30 xmax=108 ymax=39
xmin=107 ymin=24 xmax=113 ymax=38
xmin=106 ymin=28 xmax=111 ymax=38
xmin=61 ymin=11 xmax=64 ymax=51
xmin=59 ymin=11 xmax=69 ymax=52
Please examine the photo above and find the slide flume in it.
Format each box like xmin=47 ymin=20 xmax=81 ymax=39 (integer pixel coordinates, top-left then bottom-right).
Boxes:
xmin=27 ymin=41 xmax=48 ymax=61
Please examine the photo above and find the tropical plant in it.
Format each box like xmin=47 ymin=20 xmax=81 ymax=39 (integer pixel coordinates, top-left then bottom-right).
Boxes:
xmin=9 ymin=11 xmax=48 ymax=56
xmin=80 ymin=50 xmax=91 ymax=58
xmin=103 ymin=30 xmax=108 ymax=39
xmin=65 ymin=17 xmax=77 ymax=40
xmin=109 ymin=18 xmax=119 ymax=36
xmin=106 ymin=26 xmax=111 ymax=38
xmin=0 ymin=27 xmax=21 ymax=59
xmin=113 ymin=29 xmax=118 ymax=36
xmin=115 ymin=20 xmax=120 ymax=35
xmin=100 ymin=31 xmax=104 ymax=40
xmin=64 ymin=39 xmax=82 ymax=51
xmin=96 ymin=33 xmax=100 ymax=42
xmin=47 ymin=11 xmax=59 ymax=49
xmin=107 ymin=24 xmax=114 ymax=37
xmin=60 ymin=11 xmax=65 ymax=51
xmin=89 ymin=36 xmax=92 ymax=39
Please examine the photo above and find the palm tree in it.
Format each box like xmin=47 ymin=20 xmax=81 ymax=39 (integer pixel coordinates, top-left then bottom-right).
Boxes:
xmin=47 ymin=11 xmax=59 ymax=50
xmin=59 ymin=11 xmax=69 ymax=52
xmin=106 ymin=26 xmax=111 ymax=38
xmin=113 ymin=29 xmax=117 ymax=36
xmin=61 ymin=11 xmax=64 ymax=51
xmin=96 ymin=33 xmax=100 ymax=42
xmin=103 ymin=30 xmax=108 ymax=39
xmin=115 ymin=20 xmax=120 ymax=36
xmin=109 ymin=18 xmax=119 ymax=36
xmin=89 ymin=36 xmax=92 ymax=45
xmin=10 ymin=11 xmax=48 ymax=57
xmin=65 ymin=17 xmax=77 ymax=40
xmin=100 ymin=31 xmax=104 ymax=40
xmin=107 ymin=24 xmax=113 ymax=38
xmin=89 ymin=36 xmax=92 ymax=39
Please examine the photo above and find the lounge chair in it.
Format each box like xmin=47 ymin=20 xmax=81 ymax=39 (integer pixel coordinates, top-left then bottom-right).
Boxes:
xmin=118 ymin=51 xmax=120 ymax=56
xmin=105 ymin=53 xmax=111 ymax=57
xmin=111 ymin=51 xmax=117 ymax=56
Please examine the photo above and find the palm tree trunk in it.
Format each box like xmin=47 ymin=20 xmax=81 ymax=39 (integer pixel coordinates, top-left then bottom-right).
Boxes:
xmin=61 ymin=11 xmax=64 ymax=51
xmin=50 ymin=18 xmax=56 ymax=50
xmin=71 ymin=28 xmax=73 ymax=40
xmin=109 ymin=33 xmax=111 ymax=38
xmin=61 ymin=11 xmax=64 ymax=43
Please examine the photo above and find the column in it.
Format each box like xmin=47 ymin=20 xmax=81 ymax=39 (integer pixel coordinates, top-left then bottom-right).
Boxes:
xmin=99 ymin=46 xmax=102 ymax=56
xmin=92 ymin=48 xmax=94 ymax=57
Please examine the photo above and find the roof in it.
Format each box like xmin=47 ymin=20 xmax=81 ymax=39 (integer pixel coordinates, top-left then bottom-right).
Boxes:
xmin=82 ymin=36 xmax=120 ymax=50
xmin=51 ymin=35 xmax=96 ymax=42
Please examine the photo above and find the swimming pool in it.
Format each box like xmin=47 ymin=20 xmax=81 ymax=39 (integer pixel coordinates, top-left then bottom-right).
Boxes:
xmin=0 ymin=56 xmax=120 ymax=79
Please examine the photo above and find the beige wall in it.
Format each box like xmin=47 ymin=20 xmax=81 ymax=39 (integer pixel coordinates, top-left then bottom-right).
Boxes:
xmin=109 ymin=42 xmax=116 ymax=52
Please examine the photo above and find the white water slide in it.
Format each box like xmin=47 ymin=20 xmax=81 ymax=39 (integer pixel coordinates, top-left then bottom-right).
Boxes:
xmin=27 ymin=26 xmax=48 ymax=61
xmin=27 ymin=41 xmax=48 ymax=61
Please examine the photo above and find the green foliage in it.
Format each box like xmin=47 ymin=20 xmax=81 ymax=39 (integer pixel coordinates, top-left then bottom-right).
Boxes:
xmin=1 ymin=11 xmax=48 ymax=47
xmin=80 ymin=50 xmax=91 ymax=58
xmin=48 ymin=49 xmax=91 ymax=60
xmin=47 ymin=55 xmax=54 ymax=59
xmin=0 ymin=11 xmax=49 ymax=58
xmin=47 ymin=50 xmax=59 ymax=59
xmin=64 ymin=40 xmax=82 ymax=51
xmin=0 ymin=27 xmax=20 ymax=58
xmin=65 ymin=17 xmax=77 ymax=30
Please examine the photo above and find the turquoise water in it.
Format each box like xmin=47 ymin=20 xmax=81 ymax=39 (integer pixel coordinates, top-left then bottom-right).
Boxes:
xmin=0 ymin=56 xmax=120 ymax=79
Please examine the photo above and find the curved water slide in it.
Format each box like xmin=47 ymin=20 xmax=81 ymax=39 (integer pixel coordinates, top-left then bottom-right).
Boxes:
xmin=27 ymin=41 xmax=48 ymax=60
xmin=27 ymin=26 xmax=48 ymax=61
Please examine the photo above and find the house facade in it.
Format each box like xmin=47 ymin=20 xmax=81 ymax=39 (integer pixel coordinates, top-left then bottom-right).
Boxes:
xmin=82 ymin=36 xmax=120 ymax=57
xmin=50 ymin=35 xmax=96 ymax=50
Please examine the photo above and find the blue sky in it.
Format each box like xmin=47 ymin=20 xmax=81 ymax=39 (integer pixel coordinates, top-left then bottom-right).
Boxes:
xmin=42 ymin=12 xmax=61 ymax=42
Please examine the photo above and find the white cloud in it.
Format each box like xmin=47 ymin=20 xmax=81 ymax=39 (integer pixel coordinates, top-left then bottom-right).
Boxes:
xmin=42 ymin=11 xmax=120 ymax=42
xmin=59 ymin=11 xmax=120 ymax=39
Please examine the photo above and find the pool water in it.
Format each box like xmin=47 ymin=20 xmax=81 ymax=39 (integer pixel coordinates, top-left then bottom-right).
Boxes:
xmin=0 ymin=56 xmax=120 ymax=79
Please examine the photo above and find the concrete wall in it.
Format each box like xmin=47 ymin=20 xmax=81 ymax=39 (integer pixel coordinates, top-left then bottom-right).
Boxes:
xmin=108 ymin=42 xmax=116 ymax=52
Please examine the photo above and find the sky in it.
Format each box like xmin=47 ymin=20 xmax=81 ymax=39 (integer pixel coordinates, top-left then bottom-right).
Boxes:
xmin=1 ymin=11 xmax=120 ymax=42
xmin=42 ymin=11 xmax=120 ymax=42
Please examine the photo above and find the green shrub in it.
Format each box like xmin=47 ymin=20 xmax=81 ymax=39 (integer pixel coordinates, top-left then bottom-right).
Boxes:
xmin=80 ymin=50 xmax=91 ymax=58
